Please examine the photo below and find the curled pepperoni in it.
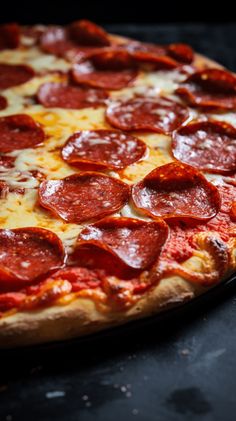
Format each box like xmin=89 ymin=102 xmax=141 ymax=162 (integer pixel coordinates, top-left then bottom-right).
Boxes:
xmin=176 ymin=68 xmax=236 ymax=110
xmin=71 ymin=217 xmax=168 ymax=278
xmin=88 ymin=45 xmax=178 ymax=70
xmin=117 ymin=41 xmax=178 ymax=69
xmin=0 ymin=95 xmax=7 ymax=110
xmin=0 ymin=63 xmax=34 ymax=90
xmin=167 ymin=43 xmax=194 ymax=64
xmin=68 ymin=20 xmax=110 ymax=46
xmin=37 ymin=82 xmax=108 ymax=109
xmin=39 ymin=173 xmax=130 ymax=224
xmin=40 ymin=21 xmax=110 ymax=59
xmin=172 ymin=120 xmax=236 ymax=174
xmin=40 ymin=26 xmax=74 ymax=56
xmin=0 ymin=228 xmax=65 ymax=290
xmin=132 ymin=162 xmax=221 ymax=221
xmin=0 ymin=23 xmax=20 ymax=50
xmin=71 ymin=61 xmax=138 ymax=90
xmin=89 ymin=49 xmax=136 ymax=70
xmin=0 ymin=114 xmax=45 ymax=153
xmin=106 ymin=97 xmax=189 ymax=134
xmin=61 ymin=130 xmax=147 ymax=170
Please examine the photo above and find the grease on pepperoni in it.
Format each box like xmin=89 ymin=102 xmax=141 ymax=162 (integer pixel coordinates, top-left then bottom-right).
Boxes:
xmin=72 ymin=217 xmax=168 ymax=278
xmin=0 ymin=114 xmax=45 ymax=153
xmin=62 ymin=130 xmax=147 ymax=170
xmin=132 ymin=162 xmax=221 ymax=221
xmin=106 ymin=97 xmax=189 ymax=134
xmin=0 ymin=23 xmax=20 ymax=50
xmin=0 ymin=228 xmax=65 ymax=289
xmin=39 ymin=173 xmax=130 ymax=224
xmin=176 ymin=68 xmax=236 ymax=109
xmin=0 ymin=63 xmax=34 ymax=90
xmin=71 ymin=61 xmax=138 ymax=90
xmin=0 ymin=95 xmax=7 ymax=110
xmin=37 ymin=82 xmax=108 ymax=109
xmin=172 ymin=120 xmax=236 ymax=174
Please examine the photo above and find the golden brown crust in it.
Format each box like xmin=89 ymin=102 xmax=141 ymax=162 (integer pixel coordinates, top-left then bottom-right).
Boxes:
xmin=0 ymin=275 xmax=198 ymax=348
xmin=0 ymin=38 xmax=235 ymax=348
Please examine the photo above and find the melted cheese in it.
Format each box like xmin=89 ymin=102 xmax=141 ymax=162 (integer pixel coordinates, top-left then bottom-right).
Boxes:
xmin=0 ymin=42 xmax=234 ymax=257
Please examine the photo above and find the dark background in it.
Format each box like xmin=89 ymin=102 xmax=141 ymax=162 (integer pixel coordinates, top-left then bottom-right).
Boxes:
xmin=0 ymin=0 xmax=235 ymax=24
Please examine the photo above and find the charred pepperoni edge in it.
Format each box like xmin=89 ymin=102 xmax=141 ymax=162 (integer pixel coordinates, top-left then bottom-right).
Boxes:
xmin=172 ymin=120 xmax=236 ymax=174
xmin=0 ymin=23 xmax=20 ymax=49
xmin=38 ymin=172 xmax=131 ymax=224
xmin=176 ymin=68 xmax=236 ymax=109
xmin=0 ymin=114 xmax=45 ymax=153
xmin=132 ymin=162 xmax=221 ymax=221
xmin=72 ymin=217 xmax=169 ymax=276
xmin=61 ymin=130 xmax=147 ymax=170
xmin=0 ymin=227 xmax=65 ymax=290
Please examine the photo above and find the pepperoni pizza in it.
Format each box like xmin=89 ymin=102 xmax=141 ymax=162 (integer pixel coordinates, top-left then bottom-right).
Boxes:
xmin=0 ymin=21 xmax=235 ymax=347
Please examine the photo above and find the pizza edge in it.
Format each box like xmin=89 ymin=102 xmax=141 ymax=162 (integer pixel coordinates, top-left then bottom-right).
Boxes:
xmin=0 ymin=47 xmax=235 ymax=348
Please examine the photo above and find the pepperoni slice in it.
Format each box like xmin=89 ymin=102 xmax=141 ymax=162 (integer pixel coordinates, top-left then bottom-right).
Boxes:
xmin=0 ymin=23 xmax=20 ymax=50
xmin=0 ymin=63 xmax=34 ymax=90
xmin=167 ymin=43 xmax=194 ymax=64
xmin=176 ymin=68 xmax=236 ymax=109
xmin=71 ymin=217 xmax=168 ymax=278
xmin=68 ymin=20 xmax=110 ymax=46
xmin=71 ymin=61 xmax=138 ymax=90
xmin=61 ymin=130 xmax=147 ymax=170
xmin=89 ymin=49 xmax=136 ymax=70
xmin=118 ymin=41 xmax=179 ymax=69
xmin=0 ymin=95 xmax=7 ymax=110
xmin=132 ymin=162 xmax=221 ymax=221
xmin=37 ymin=82 xmax=108 ymax=109
xmin=40 ymin=26 xmax=74 ymax=56
xmin=0 ymin=228 xmax=65 ymax=289
xmin=106 ymin=97 xmax=189 ymax=134
xmin=172 ymin=120 xmax=236 ymax=174
xmin=39 ymin=173 xmax=130 ymax=224
xmin=40 ymin=21 xmax=110 ymax=58
xmin=0 ymin=114 xmax=45 ymax=153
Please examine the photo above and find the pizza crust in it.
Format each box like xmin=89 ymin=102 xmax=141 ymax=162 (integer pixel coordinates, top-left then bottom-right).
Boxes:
xmin=0 ymin=30 xmax=235 ymax=348
xmin=0 ymin=274 xmax=199 ymax=348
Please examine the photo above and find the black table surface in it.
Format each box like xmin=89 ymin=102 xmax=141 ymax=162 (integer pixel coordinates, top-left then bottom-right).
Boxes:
xmin=1 ymin=23 xmax=236 ymax=421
